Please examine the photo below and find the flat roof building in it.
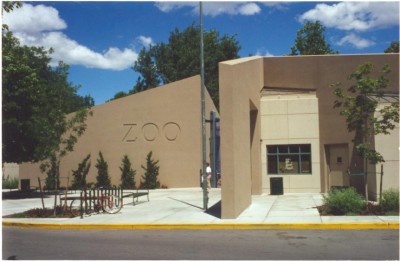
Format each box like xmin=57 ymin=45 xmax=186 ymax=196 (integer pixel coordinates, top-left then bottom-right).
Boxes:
xmin=15 ymin=53 xmax=399 ymax=219
xmin=219 ymin=54 xmax=399 ymax=218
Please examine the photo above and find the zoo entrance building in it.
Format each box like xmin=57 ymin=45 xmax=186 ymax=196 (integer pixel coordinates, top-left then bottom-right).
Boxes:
xmin=14 ymin=54 xmax=399 ymax=219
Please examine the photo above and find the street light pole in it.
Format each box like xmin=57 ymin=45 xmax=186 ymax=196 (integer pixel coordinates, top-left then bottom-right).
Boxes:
xmin=200 ymin=1 xmax=208 ymax=210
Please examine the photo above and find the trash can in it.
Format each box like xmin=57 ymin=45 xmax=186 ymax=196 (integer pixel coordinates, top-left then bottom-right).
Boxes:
xmin=270 ymin=177 xmax=283 ymax=195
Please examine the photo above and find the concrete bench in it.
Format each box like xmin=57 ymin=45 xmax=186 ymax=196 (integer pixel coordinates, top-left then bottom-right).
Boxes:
xmin=122 ymin=189 xmax=150 ymax=206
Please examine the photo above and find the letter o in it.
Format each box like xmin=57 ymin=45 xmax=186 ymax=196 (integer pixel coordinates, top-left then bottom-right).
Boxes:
xmin=142 ymin=123 xmax=159 ymax=141
xmin=163 ymin=122 xmax=180 ymax=141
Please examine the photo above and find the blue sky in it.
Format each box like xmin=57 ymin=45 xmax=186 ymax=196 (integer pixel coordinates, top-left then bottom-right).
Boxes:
xmin=3 ymin=1 xmax=399 ymax=105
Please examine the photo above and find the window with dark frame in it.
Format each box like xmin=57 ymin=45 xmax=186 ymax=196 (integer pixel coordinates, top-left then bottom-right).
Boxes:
xmin=267 ymin=144 xmax=312 ymax=174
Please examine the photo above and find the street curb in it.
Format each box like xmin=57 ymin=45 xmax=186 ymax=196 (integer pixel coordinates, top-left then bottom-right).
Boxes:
xmin=3 ymin=221 xmax=399 ymax=230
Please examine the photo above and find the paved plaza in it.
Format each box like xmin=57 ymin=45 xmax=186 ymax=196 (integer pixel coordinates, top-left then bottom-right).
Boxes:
xmin=2 ymin=188 xmax=399 ymax=229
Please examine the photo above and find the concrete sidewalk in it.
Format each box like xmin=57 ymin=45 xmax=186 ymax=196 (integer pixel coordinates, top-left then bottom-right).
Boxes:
xmin=2 ymin=188 xmax=399 ymax=229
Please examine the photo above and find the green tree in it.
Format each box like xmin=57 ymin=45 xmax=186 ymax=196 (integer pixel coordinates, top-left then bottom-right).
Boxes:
xmin=384 ymin=41 xmax=399 ymax=53
xmin=120 ymin=155 xmax=136 ymax=189
xmin=39 ymin=106 xmax=92 ymax=196
xmin=107 ymin=91 xmax=129 ymax=102
xmin=95 ymin=151 xmax=111 ymax=188
xmin=43 ymin=154 xmax=60 ymax=190
xmin=122 ymin=24 xmax=240 ymax=109
xmin=132 ymin=46 xmax=161 ymax=93
xmin=141 ymin=151 xmax=160 ymax=189
xmin=290 ymin=20 xmax=338 ymax=55
xmin=332 ymin=62 xmax=399 ymax=202
xmin=71 ymin=154 xmax=91 ymax=189
xmin=2 ymin=23 xmax=94 ymax=163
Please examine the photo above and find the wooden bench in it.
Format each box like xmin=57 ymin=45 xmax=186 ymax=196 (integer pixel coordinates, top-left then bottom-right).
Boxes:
xmin=122 ymin=189 xmax=150 ymax=206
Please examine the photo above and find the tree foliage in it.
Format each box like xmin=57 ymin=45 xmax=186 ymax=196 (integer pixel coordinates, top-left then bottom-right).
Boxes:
xmin=384 ymin=41 xmax=399 ymax=53
xmin=95 ymin=151 xmax=111 ymax=188
xmin=43 ymin=155 xmax=60 ymax=190
xmin=71 ymin=154 xmax=91 ymax=189
xmin=119 ymin=24 xmax=240 ymax=109
xmin=2 ymin=7 xmax=94 ymax=163
xmin=290 ymin=20 xmax=338 ymax=55
xmin=120 ymin=155 xmax=136 ymax=189
xmin=332 ymin=62 xmax=399 ymax=165
xmin=141 ymin=151 xmax=160 ymax=189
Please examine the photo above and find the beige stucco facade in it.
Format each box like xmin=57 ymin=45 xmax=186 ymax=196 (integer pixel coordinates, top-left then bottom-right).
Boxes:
xmin=19 ymin=76 xmax=217 ymax=189
xmin=260 ymin=91 xmax=321 ymax=193
xmin=219 ymin=54 xmax=399 ymax=218
xmin=10 ymin=54 xmax=399 ymax=220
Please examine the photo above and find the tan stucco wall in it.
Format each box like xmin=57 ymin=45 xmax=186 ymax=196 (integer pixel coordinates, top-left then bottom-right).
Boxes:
xmin=263 ymin=54 xmax=399 ymax=196
xmin=219 ymin=56 xmax=264 ymax=219
xmin=19 ymin=75 xmax=217 ymax=189
xmin=260 ymin=93 xmax=321 ymax=193
xmin=2 ymin=163 xmax=19 ymax=180
xmin=219 ymin=54 xmax=399 ymax=218
xmin=373 ymin=103 xmax=399 ymax=200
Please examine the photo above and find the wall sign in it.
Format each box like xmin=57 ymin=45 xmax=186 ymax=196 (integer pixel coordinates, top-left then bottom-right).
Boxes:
xmin=122 ymin=122 xmax=181 ymax=142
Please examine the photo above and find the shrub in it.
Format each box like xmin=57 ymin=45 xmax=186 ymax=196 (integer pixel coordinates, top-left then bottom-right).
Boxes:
xmin=71 ymin=154 xmax=91 ymax=190
xmin=141 ymin=151 xmax=160 ymax=189
xmin=44 ymin=155 xmax=60 ymax=190
xmin=381 ymin=188 xmax=399 ymax=213
xmin=120 ymin=155 xmax=136 ymax=189
xmin=95 ymin=151 xmax=111 ymax=188
xmin=323 ymin=187 xmax=365 ymax=215
xmin=2 ymin=176 xmax=18 ymax=189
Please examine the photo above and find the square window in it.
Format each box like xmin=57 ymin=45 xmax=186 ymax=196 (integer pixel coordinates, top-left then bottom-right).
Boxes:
xmin=267 ymin=146 xmax=277 ymax=154
xmin=267 ymin=144 xmax=312 ymax=175
xmin=267 ymin=155 xmax=278 ymax=174
xmin=301 ymin=155 xmax=311 ymax=173
xmin=300 ymin=144 xmax=311 ymax=153
xmin=278 ymin=155 xmax=299 ymax=174
xmin=277 ymin=145 xmax=288 ymax=153
xmin=289 ymin=145 xmax=299 ymax=153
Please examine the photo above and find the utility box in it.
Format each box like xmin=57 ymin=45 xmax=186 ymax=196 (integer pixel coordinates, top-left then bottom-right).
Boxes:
xmin=21 ymin=179 xmax=30 ymax=191
xmin=270 ymin=177 xmax=283 ymax=195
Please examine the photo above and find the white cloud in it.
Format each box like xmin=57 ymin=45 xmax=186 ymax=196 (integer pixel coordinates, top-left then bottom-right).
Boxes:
xmin=136 ymin=36 xmax=155 ymax=49
xmin=154 ymin=2 xmax=196 ymax=13
xmin=337 ymin=33 xmax=375 ymax=49
xmin=255 ymin=48 xmax=275 ymax=57
xmin=2 ymin=4 xmax=67 ymax=33
xmin=3 ymin=3 xmax=138 ymax=71
xmin=299 ymin=2 xmax=399 ymax=31
xmin=261 ymin=2 xmax=289 ymax=11
xmin=155 ymin=2 xmax=261 ymax=17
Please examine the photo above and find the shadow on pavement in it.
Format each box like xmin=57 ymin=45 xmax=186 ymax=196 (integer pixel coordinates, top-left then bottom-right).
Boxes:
xmin=168 ymin=197 xmax=203 ymax=210
xmin=205 ymin=200 xmax=221 ymax=219
xmin=2 ymin=190 xmax=61 ymax=200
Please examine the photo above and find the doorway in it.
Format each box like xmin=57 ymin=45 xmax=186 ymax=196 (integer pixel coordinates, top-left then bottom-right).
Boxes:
xmin=326 ymin=144 xmax=350 ymax=189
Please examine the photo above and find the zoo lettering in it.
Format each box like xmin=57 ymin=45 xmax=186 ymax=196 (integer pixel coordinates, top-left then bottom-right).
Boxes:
xmin=122 ymin=122 xmax=181 ymax=142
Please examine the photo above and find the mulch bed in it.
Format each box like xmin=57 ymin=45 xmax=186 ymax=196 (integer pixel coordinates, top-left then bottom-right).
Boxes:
xmin=3 ymin=206 xmax=80 ymax=218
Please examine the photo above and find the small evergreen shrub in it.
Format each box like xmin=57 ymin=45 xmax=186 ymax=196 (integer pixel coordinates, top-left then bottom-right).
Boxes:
xmin=120 ymin=155 xmax=136 ymax=189
xmin=44 ymin=155 xmax=60 ymax=190
xmin=141 ymin=151 xmax=160 ymax=189
xmin=95 ymin=151 xmax=111 ymax=188
xmin=2 ymin=176 xmax=18 ymax=189
xmin=381 ymin=188 xmax=399 ymax=213
xmin=71 ymin=154 xmax=91 ymax=189
xmin=323 ymin=187 xmax=365 ymax=215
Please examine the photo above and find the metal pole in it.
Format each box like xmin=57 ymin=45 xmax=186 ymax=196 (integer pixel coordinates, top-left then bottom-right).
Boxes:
xmin=200 ymin=1 xmax=208 ymax=210
xmin=210 ymin=111 xmax=217 ymax=187
xmin=379 ymin=164 xmax=383 ymax=205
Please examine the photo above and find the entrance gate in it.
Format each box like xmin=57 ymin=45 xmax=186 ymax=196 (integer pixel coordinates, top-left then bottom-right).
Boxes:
xmin=209 ymin=111 xmax=220 ymax=188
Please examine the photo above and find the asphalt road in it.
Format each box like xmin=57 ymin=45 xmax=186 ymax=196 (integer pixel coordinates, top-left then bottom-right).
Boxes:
xmin=2 ymin=227 xmax=399 ymax=260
